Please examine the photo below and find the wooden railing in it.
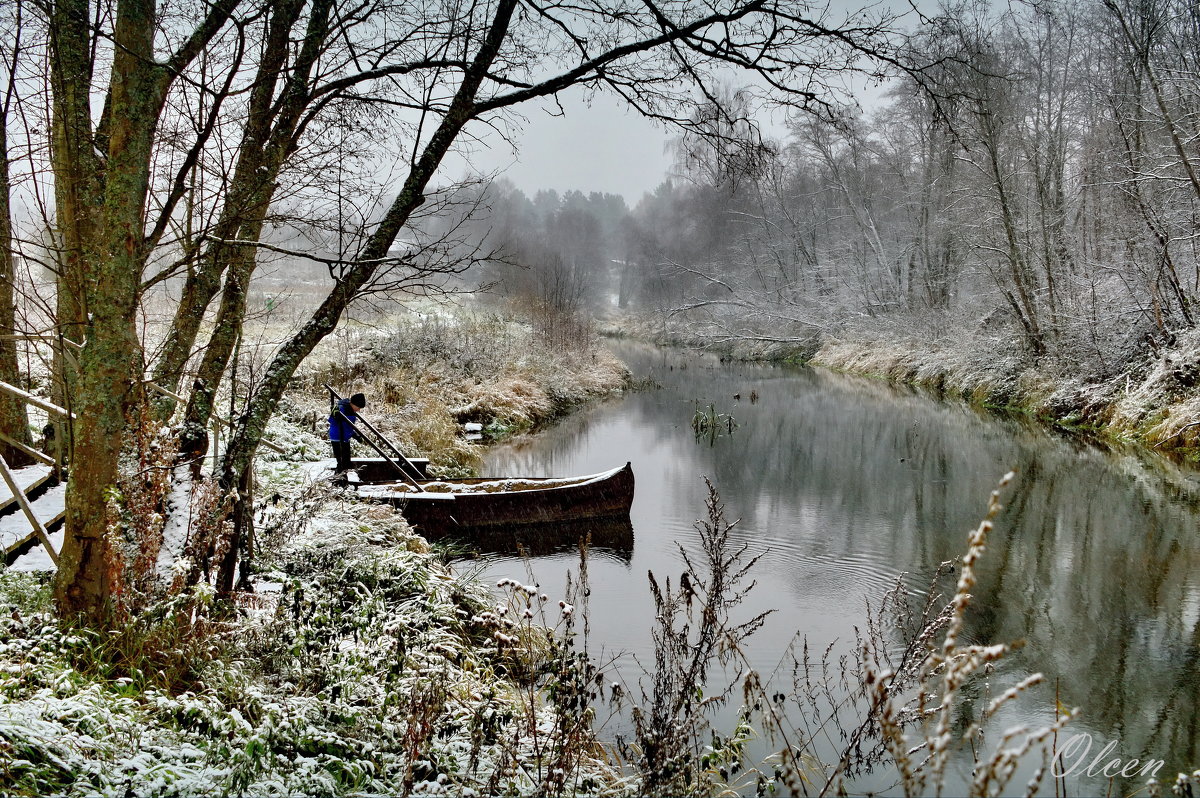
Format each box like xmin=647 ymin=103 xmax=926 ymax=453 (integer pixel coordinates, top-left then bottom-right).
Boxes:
xmin=0 ymin=333 xmax=291 ymax=566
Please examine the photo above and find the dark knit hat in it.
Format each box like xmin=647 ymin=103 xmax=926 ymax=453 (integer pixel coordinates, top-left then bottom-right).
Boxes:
xmin=350 ymin=393 xmax=367 ymax=408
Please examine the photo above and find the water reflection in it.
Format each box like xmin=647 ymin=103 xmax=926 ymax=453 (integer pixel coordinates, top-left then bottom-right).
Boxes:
xmin=478 ymin=341 xmax=1200 ymax=795
xmin=430 ymin=516 xmax=634 ymax=560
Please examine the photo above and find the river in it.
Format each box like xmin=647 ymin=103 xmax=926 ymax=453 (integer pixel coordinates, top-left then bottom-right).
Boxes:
xmin=476 ymin=340 xmax=1200 ymax=796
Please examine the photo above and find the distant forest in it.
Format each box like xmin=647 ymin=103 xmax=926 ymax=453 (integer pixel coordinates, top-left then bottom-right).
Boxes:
xmin=451 ymin=0 xmax=1200 ymax=375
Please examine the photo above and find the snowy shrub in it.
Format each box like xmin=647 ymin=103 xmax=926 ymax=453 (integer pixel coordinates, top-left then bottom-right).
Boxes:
xmin=259 ymin=400 xmax=328 ymax=463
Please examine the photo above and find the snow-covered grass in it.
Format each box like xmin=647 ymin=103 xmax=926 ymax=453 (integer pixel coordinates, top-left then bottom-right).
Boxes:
xmin=0 ymin=462 xmax=627 ymax=796
xmin=297 ymin=311 xmax=629 ymax=475
xmin=813 ymin=335 xmax=1045 ymax=410
xmin=810 ymin=324 xmax=1200 ymax=460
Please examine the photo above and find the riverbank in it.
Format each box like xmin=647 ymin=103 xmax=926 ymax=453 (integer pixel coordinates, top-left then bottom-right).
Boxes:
xmin=599 ymin=310 xmax=1200 ymax=461
xmin=291 ymin=312 xmax=630 ymax=475
xmin=0 ymin=310 xmax=635 ymax=795
xmin=0 ymin=478 xmax=627 ymax=795
xmin=810 ymin=330 xmax=1200 ymax=460
xmin=596 ymin=312 xmax=819 ymax=363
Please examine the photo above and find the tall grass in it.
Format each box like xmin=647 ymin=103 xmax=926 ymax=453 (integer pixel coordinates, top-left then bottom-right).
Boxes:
xmin=690 ymin=404 xmax=737 ymax=445
xmin=616 ymin=473 xmax=1079 ymax=798
xmin=301 ymin=311 xmax=628 ymax=473
xmin=630 ymin=479 xmax=770 ymax=796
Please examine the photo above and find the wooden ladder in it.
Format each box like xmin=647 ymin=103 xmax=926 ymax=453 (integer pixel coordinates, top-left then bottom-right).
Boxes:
xmin=0 ymin=459 xmax=63 ymax=567
xmin=325 ymin=385 xmax=425 ymax=490
xmin=0 ymin=383 xmax=70 ymax=566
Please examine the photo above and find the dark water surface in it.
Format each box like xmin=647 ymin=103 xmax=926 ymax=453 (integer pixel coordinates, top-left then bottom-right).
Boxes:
xmin=476 ymin=341 xmax=1200 ymax=795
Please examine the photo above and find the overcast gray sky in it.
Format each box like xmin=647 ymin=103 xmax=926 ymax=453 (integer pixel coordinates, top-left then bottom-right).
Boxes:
xmin=454 ymin=78 xmax=884 ymax=207
xmin=454 ymin=87 xmax=675 ymax=206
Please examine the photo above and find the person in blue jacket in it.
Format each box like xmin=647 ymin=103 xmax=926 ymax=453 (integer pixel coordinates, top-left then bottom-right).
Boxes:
xmin=329 ymin=393 xmax=366 ymax=477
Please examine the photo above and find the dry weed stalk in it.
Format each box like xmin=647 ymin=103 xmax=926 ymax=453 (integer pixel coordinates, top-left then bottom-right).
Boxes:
xmin=612 ymin=478 xmax=965 ymax=797
xmin=630 ymin=478 xmax=771 ymax=796
xmin=865 ymin=472 xmax=1075 ymax=798
xmin=731 ymin=562 xmax=956 ymax=797
xmin=666 ymin=473 xmax=1076 ymax=798
xmin=484 ymin=538 xmax=623 ymax=795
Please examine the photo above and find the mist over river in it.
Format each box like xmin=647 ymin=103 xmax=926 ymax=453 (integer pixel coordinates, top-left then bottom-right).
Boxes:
xmin=475 ymin=340 xmax=1200 ymax=796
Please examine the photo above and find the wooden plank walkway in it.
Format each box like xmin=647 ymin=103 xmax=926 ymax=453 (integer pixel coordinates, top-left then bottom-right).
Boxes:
xmin=0 ymin=464 xmax=55 ymax=514
xmin=1 ymin=466 xmax=65 ymax=568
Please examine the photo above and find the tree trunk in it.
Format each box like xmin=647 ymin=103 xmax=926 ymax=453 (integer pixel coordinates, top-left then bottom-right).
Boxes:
xmin=47 ymin=0 xmax=104 ymax=463
xmin=0 ymin=82 xmax=33 ymax=467
xmin=980 ymin=108 xmax=1044 ymax=352
xmin=215 ymin=0 xmax=521 ymax=588
xmin=180 ymin=223 xmax=261 ymax=441
xmin=214 ymin=466 xmax=253 ymax=592
xmin=56 ymin=0 xmax=169 ymax=620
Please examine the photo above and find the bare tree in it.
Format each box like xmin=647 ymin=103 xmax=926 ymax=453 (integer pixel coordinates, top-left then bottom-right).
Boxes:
xmin=207 ymin=0 xmax=911 ymax=589
xmin=44 ymin=0 xmax=243 ymax=618
xmin=16 ymin=0 xmax=912 ymax=620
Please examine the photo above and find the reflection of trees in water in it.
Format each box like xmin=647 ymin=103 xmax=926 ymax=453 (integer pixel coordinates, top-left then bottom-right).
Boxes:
xmin=795 ymin=382 xmax=1200 ymax=784
xmin=489 ymin=342 xmax=1200 ymax=783
xmin=967 ymin=460 xmax=1200 ymax=786
xmin=784 ymin=371 xmax=1198 ymax=783
xmin=1148 ymin=624 xmax=1200 ymax=769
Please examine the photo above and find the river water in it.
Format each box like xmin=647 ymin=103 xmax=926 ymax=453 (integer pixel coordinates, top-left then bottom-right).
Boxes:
xmin=476 ymin=341 xmax=1200 ymax=796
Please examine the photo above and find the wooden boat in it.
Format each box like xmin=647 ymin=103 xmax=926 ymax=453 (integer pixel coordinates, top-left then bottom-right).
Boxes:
xmin=355 ymin=461 xmax=635 ymax=535
xmin=321 ymin=388 xmax=633 ymax=540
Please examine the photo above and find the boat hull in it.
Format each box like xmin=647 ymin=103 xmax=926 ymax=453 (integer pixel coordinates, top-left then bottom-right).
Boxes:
xmin=360 ymin=462 xmax=635 ymax=536
xmin=432 ymin=515 xmax=633 ymax=559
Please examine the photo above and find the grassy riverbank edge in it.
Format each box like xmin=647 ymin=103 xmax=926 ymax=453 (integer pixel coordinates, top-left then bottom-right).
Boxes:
xmin=595 ymin=313 xmax=818 ymax=364
xmin=599 ymin=311 xmax=1200 ymax=462
xmin=809 ymin=335 xmax=1200 ymax=462
xmin=290 ymin=312 xmax=633 ymax=475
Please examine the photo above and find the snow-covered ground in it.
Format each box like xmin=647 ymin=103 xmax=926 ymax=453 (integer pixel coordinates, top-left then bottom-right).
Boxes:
xmin=0 ymin=458 xmax=628 ymax=796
